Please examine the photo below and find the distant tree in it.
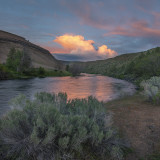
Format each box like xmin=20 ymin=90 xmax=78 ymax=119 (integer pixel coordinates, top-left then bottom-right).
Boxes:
xmin=69 ymin=64 xmax=81 ymax=76
xmin=37 ymin=67 xmax=45 ymax=76
xmin=19 ymin=47 xmax=31 ymax=72
xmin=65 ymin=64 xmax=69 ymax=71
xmin=6 ymin=48 xmax=16 ymax=71
xmin=155 ymin=47 xmax=160 ymax=53
xmin=6 ymin=47 xmax=31 ymax=73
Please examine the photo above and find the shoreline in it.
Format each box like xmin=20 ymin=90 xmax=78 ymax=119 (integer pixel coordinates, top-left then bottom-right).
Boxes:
xmin=0 ymin=70 xmax=72 ymax=81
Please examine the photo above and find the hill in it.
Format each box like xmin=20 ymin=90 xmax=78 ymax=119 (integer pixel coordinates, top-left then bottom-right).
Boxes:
xmin=70 ymin=47 xmax=160 ymax=84
xmin=0 ymin=30 xmax=64 ymax=70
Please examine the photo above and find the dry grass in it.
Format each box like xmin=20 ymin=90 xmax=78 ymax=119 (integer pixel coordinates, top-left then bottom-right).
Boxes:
xmin=106 ymin=94 xmax=160 ymax=160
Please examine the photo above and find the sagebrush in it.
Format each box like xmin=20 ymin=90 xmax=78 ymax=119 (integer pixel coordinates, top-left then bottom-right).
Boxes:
xmin=141 ymin=76 xmax=160 ymax=104
xmin=0 ymin=92 xmax=127 ymax=160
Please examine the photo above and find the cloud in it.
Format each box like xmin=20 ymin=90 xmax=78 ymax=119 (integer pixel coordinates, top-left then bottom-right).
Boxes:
xmin=53 ymin=53 xmax=89 ymax=61
xmin=64 ymin=0 xmax=114 ymax=30
xmin=152 ymin=12 xmax=160 ymax=27
xmin=105 ymin=20 xmax=160 ymax=38
xmin=53 ymin=34 xmax=117 ymax=60
xmin=54 ymin=34 xmax=95 ymax=53
xmin=98 ymin=45 xmax=117 ymax=58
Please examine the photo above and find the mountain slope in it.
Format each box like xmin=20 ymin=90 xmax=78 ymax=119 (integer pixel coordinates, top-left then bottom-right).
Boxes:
xmin=70 ymin=47 xmax=160 ymax=84
xmin=0 ymin=30 xmax=64 ymax=70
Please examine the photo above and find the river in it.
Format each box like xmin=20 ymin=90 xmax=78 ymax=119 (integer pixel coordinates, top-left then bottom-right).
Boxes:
xmin=0 ymin=74 xmax=136 ymax=115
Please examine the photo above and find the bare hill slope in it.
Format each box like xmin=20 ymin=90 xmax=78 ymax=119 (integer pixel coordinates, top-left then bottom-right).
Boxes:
xmin=0 ymin=30 xmax=64 ymax=70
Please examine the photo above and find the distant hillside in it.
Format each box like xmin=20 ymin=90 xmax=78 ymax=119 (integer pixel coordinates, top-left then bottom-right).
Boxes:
xmin=0 ymin=30 xmax=64 ymax=70
xmin=70 ymin=47 xmax=160 ymax=84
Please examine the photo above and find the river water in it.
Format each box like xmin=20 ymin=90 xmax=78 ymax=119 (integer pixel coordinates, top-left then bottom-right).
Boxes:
xmin=0 ymin=74 xmax=135 ymax=115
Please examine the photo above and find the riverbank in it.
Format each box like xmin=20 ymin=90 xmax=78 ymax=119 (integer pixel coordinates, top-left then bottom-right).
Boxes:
xmin=0 ymin=71 xmax=72 ymax=80
xmin=106 ymin=93 xmax=160 ymax=160
xmin=0 ymin=65 xmax=72 ymax=80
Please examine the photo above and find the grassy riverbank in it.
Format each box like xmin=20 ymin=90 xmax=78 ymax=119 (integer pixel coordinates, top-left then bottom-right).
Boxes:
xmin=0 ymin=64 xmax=71 ymax=80
xmin=106 ymin=93 xmax=160 ymax=160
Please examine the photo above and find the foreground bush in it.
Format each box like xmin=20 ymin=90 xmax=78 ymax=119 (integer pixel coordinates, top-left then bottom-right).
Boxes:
xmin=0 ymin=92 xmax=126 ymax=160
xmin=141 ymin=77 xmax=160 ymax=104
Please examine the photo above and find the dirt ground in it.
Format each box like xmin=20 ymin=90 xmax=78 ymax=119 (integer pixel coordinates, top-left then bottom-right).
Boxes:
xmin=106 ymin=94 xmax=160 ymax=160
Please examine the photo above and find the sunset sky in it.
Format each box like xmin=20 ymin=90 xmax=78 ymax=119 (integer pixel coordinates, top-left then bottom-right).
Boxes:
xmin=0 ymin=0 xmax=160 ymax=61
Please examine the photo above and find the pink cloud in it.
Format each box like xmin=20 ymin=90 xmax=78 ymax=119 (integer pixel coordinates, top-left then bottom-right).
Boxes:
xmin=64 ymin=1 xmax=113 ymax=30
xmin=53 ymin=34 xmax=117 ymax=59
xmin=152 ymin=12 xmax=160 ymax=27
xmin=105 ymin=20 xmax=160 ymax=37
xmin=64 ymin=0 xmax=160 ymax=40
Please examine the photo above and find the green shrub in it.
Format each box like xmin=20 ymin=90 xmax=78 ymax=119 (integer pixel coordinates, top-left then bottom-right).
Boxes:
xmin=0 ymin=64 xmax=13 ymax=79
xmin=6 ymin=48 xmax=31 ymax=73
xmin=147 ymin=153 xmax=160 ymax=160
xmin=0 ymin=92 xmax=126 ymax=160
xmin=37 ymin=67 xmax=45 ymax=76
xmin=141 ymin=77 xmax=160 ymax=104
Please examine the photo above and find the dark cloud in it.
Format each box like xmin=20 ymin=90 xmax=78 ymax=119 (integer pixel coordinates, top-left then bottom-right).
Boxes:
xmin=53 ymin=53 xmax=113 ymax=62
xmin=53 ymin=53 xmax=86 ymax=61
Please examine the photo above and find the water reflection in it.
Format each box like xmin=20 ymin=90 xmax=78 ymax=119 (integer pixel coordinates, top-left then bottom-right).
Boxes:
xmin=0 ymin=74 xmax=135 ymax=115
xmin=48 ymin=75 xmax=114 ymax=100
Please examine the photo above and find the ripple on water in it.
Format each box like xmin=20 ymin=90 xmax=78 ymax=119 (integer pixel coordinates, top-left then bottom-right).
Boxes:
xmin=0 ymin=74 xmax=136 ymax=115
